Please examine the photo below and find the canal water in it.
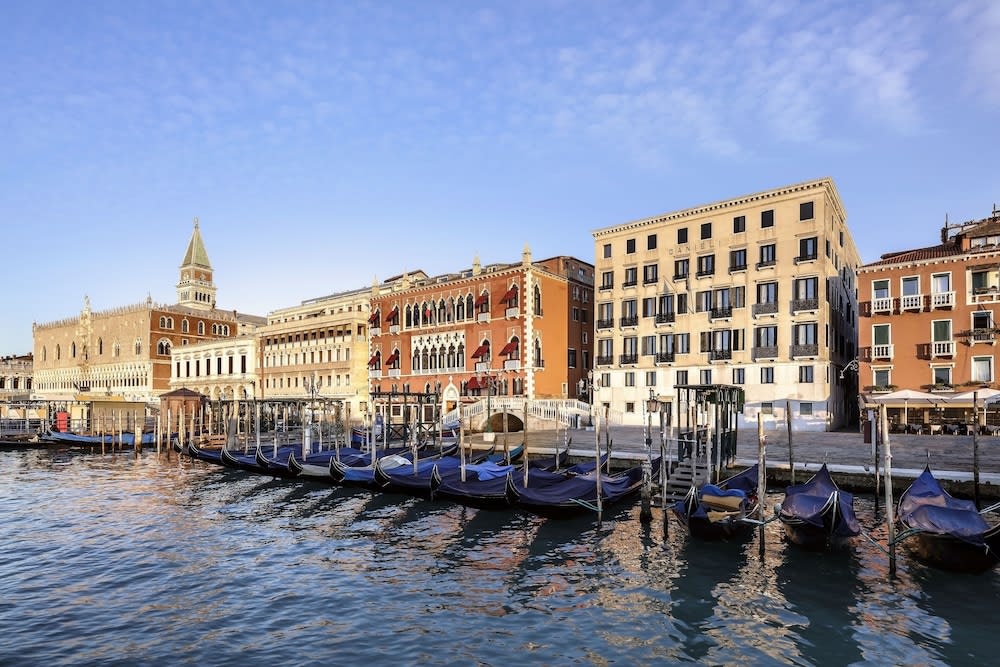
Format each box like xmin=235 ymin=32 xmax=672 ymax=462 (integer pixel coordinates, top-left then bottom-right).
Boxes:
xmin=2 ymin=448 xmax=998 ymax=666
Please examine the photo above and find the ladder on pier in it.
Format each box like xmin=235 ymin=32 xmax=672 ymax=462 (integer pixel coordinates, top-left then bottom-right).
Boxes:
xmin=658 ymin=455 xmax=710 ymax=504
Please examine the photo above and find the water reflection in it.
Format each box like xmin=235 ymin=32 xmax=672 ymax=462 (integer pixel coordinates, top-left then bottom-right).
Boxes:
xmin=2 ymin=450 xmax=999 ymax=666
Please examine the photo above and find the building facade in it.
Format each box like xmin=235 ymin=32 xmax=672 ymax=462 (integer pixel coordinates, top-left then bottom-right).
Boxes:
xmin=859 ymin=208 xmax=1000 ymax=394
xmin=0 ymin=354 xmax=32 ymax=400
xmin=169 ymin=335 xmax=259 ymax=400
xmin=31 ymin=220 xmax=263 ymax=403
xmin=257 ymin=285 xmax=378 ymax=418
xmin=592 ymin=178 xmax=860 ymax=430
xmin=368 ymin=248 xmax=594 ymax=413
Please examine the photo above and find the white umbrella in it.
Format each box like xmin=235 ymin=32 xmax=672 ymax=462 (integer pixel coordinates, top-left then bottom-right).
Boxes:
xmin=869 ymin=388 xmax=938 ymax=429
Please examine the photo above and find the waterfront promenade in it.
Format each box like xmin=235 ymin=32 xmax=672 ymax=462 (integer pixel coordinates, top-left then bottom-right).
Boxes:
xmin=468 ymin=423 xmax=1000 ymax=496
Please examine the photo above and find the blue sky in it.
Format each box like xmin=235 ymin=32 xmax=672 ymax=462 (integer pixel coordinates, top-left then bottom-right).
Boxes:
xmin=2 ymin=0 xmax=998 ymax=354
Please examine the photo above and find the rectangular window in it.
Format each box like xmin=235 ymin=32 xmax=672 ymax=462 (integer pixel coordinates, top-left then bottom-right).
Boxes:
xmin=902 ymin=276 xmax=920 ymax=296
xmin=730 ymin=249 xmax=747 ymax=272
xmin=733 ymin=215 xmax=746 ymax=233
xmin=643 ymin=263 xmax=658 ymax=284
xmin=676 ymin=333 xmax=690 ymax=353
xmin=757 ymin=281 xmax=778 ymax=304
xmin=600 ymin=271 xmax=614 ymax=289
xmin=761 ymin=367 xmax=775 ymax=383
xmin=624 ymin=266 xmax=638 ymax=287
xmin=626 ymin=238 xmax=636 ymax=254
xmin=647 ymin=234 xmax=657 ymax=250
xmin=760 ymin=243 xmax=777 ymax=266
xmin=733 ymin=367 xmax=745 ymax=384
xmin=873 ymin=279 xmax=890 ymax=299
xmin=700 ymin=369 xmax=712 ymax=384
xmin=794 ymin=277 xmax=818 ymax=300
xmin=641 ymin=335 xmax=657 ymax=355
xmin=972 ymin=356 xmax=994 ymax=383
xmin=625 ymin=402 xmax=635 ymax=413
xmin=602 ymin=243 xmax=611 ymax=258
xmin=799 ymin=365 xmax=814 ymax=383
xmin=800 ymin=402 xmax=813 ymax=415
xmin=798 ymin=237 xmax=818 ymax=261
xmin=696 ymin=290 xmax=712 ymax=312
xmin=645 ymin=371 xmax=657 ymax=387
xmin=761 ymin=402 xmax=774 ymax=415
xmin=642 ymin=298 xmax=656 ymax=317
xmin=696 ymin=254 xmax=715 ymax=277
xmin=677 ymin=293 xmax=688 ymax=314
xmin=932 ymin=367 xmax=952 ymax=386
xmin=700 ymin=222 xmax=712 ymax=240
xmin=873 ymin=368 xmax=891 ymax=387
xmin=755 ymin=326 xmax=778 ymax=347
xmin=678 ymin=228 xmax=688 ymax=244
xmin=932 ymin=319 xmax=952 ymax=342
xmin=625 ymin=372 xmax=635 ymax=387
xmin=568 ymin=349 xmax=577 ymax=368
xmin=761 ymin=209 xmax=774 ymax=228
xmin=800 ymin=201 xmax=814 ymax=220
xmin=676 ymin=370 xmax=688 ymax=385
xmin=674 ymin=259 xmax=689 ymax=279
xmin=932 ymin=272 xmax=951 ymax=294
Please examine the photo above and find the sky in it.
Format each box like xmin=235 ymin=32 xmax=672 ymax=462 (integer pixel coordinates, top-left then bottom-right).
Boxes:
xmin=2 ymin=0 xmax=998 ymax=354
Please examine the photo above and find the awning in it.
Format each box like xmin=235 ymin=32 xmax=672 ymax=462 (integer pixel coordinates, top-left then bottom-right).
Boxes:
xmin=471 ymin=343 xmax=490 ymax=358
xmin=385 ymin=351 xmax=399 ymax=365
xmin=387 ymin=306 xmax=399 ymax=322
xmin=499 ymin=340 xmax=519 ymax=356
xmin=500 ymin=287 xmax=518 ymax=303
xmin=367 ymin=354 xmax=379 ymax=367
xmin=368 ymin=311 xmax=379 ymax=324
xmin=474 ymin=293 xmax=488 ymax=306
xmin=466 ymin=377 xmax=481 ymax=390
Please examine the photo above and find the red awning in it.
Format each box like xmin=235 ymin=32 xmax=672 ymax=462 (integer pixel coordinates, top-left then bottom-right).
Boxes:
xmin=385 ymin=351 xmax=399 ymax=365
xmin=466 ymin=377 xmax=481 ymax=390
xmin=474 ymin=293 xmax=488 ymax=306
xmin=499 ymin=340 xmax=519 ymax=356
xmin=368 ymin=311 xmax=379 ymax=324
xmin=387 ymin=306 xmax=399 ymax=322
xmin=471 ymin=343 xmax=490 ymax=359
xmin=500 ymin=287 xmax=518 ymax=303
xmin=367 ymin=354 xmax=379 ymax=367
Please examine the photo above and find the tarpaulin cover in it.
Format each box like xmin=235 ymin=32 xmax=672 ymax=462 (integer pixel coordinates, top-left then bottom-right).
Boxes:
xmin=515 ymin=460 xmax=654 ymax=507
xmin=898 ymin=468 xmax=990 ymax=546
xmin=780 ymin=464 xmax=860 ymax=537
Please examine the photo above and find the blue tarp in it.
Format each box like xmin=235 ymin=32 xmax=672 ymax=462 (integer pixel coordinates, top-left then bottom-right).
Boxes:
xmin=780 ymin=464 xmax=860 ymax=537
xmin=898 ymin=468 xmax=990 ymax=546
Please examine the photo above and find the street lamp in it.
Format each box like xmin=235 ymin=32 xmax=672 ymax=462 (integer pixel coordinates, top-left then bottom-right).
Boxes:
xmin=578 ymin=370 xmax=597 ymax=427
xmin=645 ymin=388 xmax=660 ymax=453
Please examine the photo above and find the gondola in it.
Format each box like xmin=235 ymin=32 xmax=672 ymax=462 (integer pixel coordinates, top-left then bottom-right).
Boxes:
xmin=510 ymin=458 xmax=659 ymax=518
xmin=330 ymin=443 xmax=463 ymax=489
xmin=185 ymin=439 xmax=225 ymax=464
xmin=673 ymin=464 xmax=759 ymax=540
xmin=896 ymin=467 xmax=1000 ymax=573
xmin=288 ymin=445 xmax=411 ymax=480
xmin=431 ymin=457 xmax=600 ymax=510
xmin=777 ymin=464 xmax=859 ymax=551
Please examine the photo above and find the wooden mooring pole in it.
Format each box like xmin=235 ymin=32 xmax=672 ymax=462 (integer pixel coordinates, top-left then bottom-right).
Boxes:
xmin=786 ymin=403 xmax=794 ymax=486
xmin=881 ymin=404 xmax=897 ymax=575
xmin=974 ymin=390 xmax=981 ymax=510
xmin=757 ymin=413 xmax=766 ymax=558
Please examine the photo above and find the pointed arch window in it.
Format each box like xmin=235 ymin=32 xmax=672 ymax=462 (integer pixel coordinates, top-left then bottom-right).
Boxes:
xmin=157 ymin=339 xmax=172 ymax=356
xmin=534 ymin=284 xmax=543 ymax=315
xmin=197 ymin=321 xmax=205 ymax=335
xmin=437 ymin=299 xmax=446 ymax=323
xmin=135 ymin=338 xmax=142 ymax=355
xmin=456 ymin=297 xmax=465 ymax=321
xmin=159 ymin=316 xmax=167 ymax=328
xmin=97 ymin=338 xmax=103 ymax=355
xmin=405 ymin=304 xmax=413 ymax=328
xmin=42 ymin=347 xmax=47 ymax=362
xmin=465 ymin=294 xmax=474 ymax=319
xmin=534 ymin=338 xmax=543 ymax=367
xmin=457 ymin=343 xmax=466 ymax=370
xmin=182 ymin=319 xmax=190 ymax=333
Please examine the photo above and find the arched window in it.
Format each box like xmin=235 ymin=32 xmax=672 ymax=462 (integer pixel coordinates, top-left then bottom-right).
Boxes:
xmin=446 ymin=345 xmax=455 ymax=370
xmin=71 ymin=342 xmax=76 ymax=358
xmin=157 ymin=339 xmax=172 ymax=356
xmin=159 ymin=316 xmax=167 ymax=328
xmin=42 ymin=347 xmax=47 ymax=362
xmin=437 ymin=347 xmax=445 ymax=369
xmin=167 ymin=317 xmax=174 ymax=329
xmin=223 ymin=325 xmax=229 ymax=336
xmin=429 ymin=347 xmax=437 ymax=370
xmin=456 ymin=343 xmax=465 ymax=369
xmin=421 ymin=301 xmax=431 ymax=326
xmin=405 ymin=304 xmax=413 ymax=328
xmin=97 ymin=338 xmax=103 ymax=355
xmin=456 ymin=297 xmax=465 ymax=321
xmin=421 ymin=348 xmax=429 ymax=370
xmin=212 ymin=324 xmax=219 ymax=335
xmin=412 ymin=351 xmax=419 ymax=371
xmin=437 ymin=299 xmax=446 ymax=322
xmin=465 ymin=294 xmax=474 ymax=318
xmin=181 ymin=319 xmax=189 ymax=333
xmin=197 ymin=321 xmax=205 ymax=335
xmin=513 ymin=377 xmax=524 ymax=395
xmin=447 ymin=297 xmax=455 ymax=322
xmin=425 ymin=383 xmax=432 ymax=394
xmin=113 ymin=341 xmax=121 ymax=358
xmin=534 ymin=338 xmax=542 ymax=367
xmin=534 ymin=283 xmax=542 ymax=315
xmin=135 ymin=338 xmax=142 ymax=355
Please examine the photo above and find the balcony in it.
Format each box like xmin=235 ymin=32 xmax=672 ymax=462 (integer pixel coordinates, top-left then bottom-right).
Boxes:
xmin=643 ymin=276 xmax=658 ymax=285
xmin=655 ymin=352 xmax=675 ymax=364
xmin=599 ymin=282 xmax=614 ymax=291
xmin=370 ymin=369 xmax=382 ymax=379
xmin=795 ymin=253 xmax=818 ymax=264
xmin=505 ymin=307 xmax=520 ymax=319
xmin=596 ymin=318 xmax=615 ymax=330
xmin=596 ymin=355 xmax=614 ymax=366
xmin=388 ymin=368 xmax=401 ymax=378
xmin=503 ymin=359 xmax=521 ymax=371
xmin=370 ymin=326 xmax=381 ymax=337
xmin=972 ymin=286 xmax=1000 ymax=304
xmin=791 ymin=298 xmax=819 ymax=313
xmin=931 ymin=340 xmax=955 ymax=357
xmin=709 ymin=306 xmax=732 ymax=320
xmin=622 ymin=280 xmax=637 ymax=289
xmin=709 ymin=349 xmax=732 ymax=362
xmin=753 ymin=346 xmax=778 ymax=361
xmin=752 ymin=302 xmax=779 ymax=317
xmin=871 ymin=297 xmax=893 ymax=314
xmin=619 ymin=354 xmax=639 ymax=365
xmin=477 ymin=312 xmax=490 ymax=323
xmin=695 ymin=268 xmax=715 ymax=278
xmin=972 ymin=328 xmax=996 ymax=344
xmin=756 ymin=259 xmax=776 ymax=269
xmin=389 ymin=324 xmax=400 ymax=334
xmin=871 ymin=344 xmax=894 ymax=359
xmin=673 ymin=273 xmax=688 ymax=281
xmin=729 ymin=263 xmax=747 ymax=273
xmin=620 ymin=315 xmax=639 ymax=328
xmin=655 ymin=312 xmax=676 ymax=325
xmin=900 ymin=294 xmax=923 ymax=311
xmin=930 ymin=291 xmax=955 ymax=309
xmin=475 ymin=361 xmax=491 ymax=372
xmin=791 ymin=343 xmax=819 ymax=359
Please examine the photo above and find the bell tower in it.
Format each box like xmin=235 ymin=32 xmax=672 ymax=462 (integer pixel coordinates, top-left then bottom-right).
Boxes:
xmin=176 ymin=217 xmax=217 ymax=311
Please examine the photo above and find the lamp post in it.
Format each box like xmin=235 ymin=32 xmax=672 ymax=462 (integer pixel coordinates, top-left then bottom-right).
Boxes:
xmin=640 ymin=388 xmax=660 ymax=523
xmin=578 ymin=370 xmax=596 ymax=427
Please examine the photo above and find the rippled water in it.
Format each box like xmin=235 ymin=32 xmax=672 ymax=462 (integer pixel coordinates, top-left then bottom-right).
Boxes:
xmin=1 ymin=448 xmax=998 ymax=666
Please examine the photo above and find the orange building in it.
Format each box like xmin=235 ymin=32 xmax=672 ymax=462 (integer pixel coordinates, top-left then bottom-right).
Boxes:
xmin=859 ymin=208 xmax=1000 ymax=407
xmin=368 ymin=248 xmax=594 ymax=412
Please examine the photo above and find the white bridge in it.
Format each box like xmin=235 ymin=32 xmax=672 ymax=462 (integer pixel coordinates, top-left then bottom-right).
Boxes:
xmin=440 ymin=398 xmax=624 ymax=431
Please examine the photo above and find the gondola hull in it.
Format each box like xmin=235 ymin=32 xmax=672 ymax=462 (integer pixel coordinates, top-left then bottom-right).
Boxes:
xmin=778 ymin=464 xmax=859 ymax=552
xmin=902 ymin=528 xmax=1000 ymax=573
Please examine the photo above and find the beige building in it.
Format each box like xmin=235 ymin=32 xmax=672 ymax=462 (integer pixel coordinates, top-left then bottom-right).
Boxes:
xmin=258 ymin=284 xmax=384 ymax=418
xmin=169 ymin=335 xmax=259 ymax=400
xmin=591 ymin=178 xmax=860 ymax=430
xmin=0 ymin=354 xmax=32 ymax=400
xmin=31 ymin=219 xmax=263 ymax=403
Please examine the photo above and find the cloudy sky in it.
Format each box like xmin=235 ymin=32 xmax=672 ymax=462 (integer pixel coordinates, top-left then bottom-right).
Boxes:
xmin=2 ymin=0 xmax=998 ymax=353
